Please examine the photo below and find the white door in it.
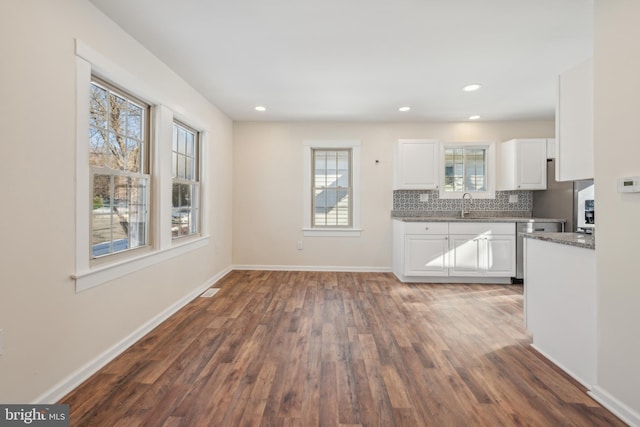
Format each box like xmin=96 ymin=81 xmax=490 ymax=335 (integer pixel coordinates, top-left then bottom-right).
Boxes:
xmin=517 ymin=139 xmax=547 ymax=189
xmin=404 ymin=235 xmax=449 ymax=276
xmin=449 ymin=235 xmax=482 ymax=276
xmin=394 ymin=140 xmax=439 ymax=189
xmin=484 ymin=236 xmax=516 ymax=276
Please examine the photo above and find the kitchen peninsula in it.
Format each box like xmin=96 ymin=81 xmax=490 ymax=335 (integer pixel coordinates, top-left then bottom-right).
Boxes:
xmin=523 ymin=232 xmax=596 ymax=389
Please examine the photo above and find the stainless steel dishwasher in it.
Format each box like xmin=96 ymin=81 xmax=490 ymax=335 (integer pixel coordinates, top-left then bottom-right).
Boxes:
xmin=515 ymin=221 xmax=563 ymax=282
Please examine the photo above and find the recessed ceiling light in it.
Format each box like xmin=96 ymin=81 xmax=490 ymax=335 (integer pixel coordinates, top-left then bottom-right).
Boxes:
xmin=469 ymin=115 xmax=481 ymax=120
xmin=398 ymin=106 xmax=411 ymax=112
xmin=254 ymin=105 xmax=266 ymax=112
xmin=463 ymin=84 xmax=482 ymax=92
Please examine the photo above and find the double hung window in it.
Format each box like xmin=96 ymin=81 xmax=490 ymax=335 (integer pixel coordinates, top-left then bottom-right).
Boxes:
xmin=303 ymin=140 xmax=361 ymax=236
xmin=172 ymin=122 xmax=200 ymax=238
xmin=89 ymin=78 xmax=150 ymax=257
xmin=312 ymin=149 xmax=352 ymax=227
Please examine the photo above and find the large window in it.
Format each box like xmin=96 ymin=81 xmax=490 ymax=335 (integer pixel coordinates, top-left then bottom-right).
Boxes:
xmin=303 ymin=140 xmax=361 ymax=236
xmin=75 ymin=43 xmax=211 ymax=292
xmin=312 ymin=149 xmax=352 ymax=227
xmin=172 ymin=122 xmax=200 ymax=238
xmin=440 ymin=142 xmax=495 ymax=199
xmin=89 ymin=78 xmax=150 ymax=257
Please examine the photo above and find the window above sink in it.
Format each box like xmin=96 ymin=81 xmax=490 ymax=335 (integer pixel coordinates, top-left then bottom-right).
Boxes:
xmin=439 ymin=141 xmax=496 ymax=199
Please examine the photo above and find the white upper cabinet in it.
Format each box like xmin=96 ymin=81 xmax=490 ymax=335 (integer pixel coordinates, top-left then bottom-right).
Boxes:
xmin=393 ymin=139 xmax=439 ymax=190
xmin=498 ymin=138 xmax=547 ymax=190
xmin=556 ymin=58 xmax=593 ymax=181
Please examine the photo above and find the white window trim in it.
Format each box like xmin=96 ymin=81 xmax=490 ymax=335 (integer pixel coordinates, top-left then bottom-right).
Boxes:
xmin=73 ymin=40 xmax=209 ymax=292
xmin=438 ymin=141 xmax=496 ymax=199
xmin=302 ymin=140 xmax=361 ymax=237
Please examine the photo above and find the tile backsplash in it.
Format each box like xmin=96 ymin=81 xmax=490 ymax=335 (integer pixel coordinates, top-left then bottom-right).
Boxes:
xmin=393 ymin=190 xmax=532 ymax=214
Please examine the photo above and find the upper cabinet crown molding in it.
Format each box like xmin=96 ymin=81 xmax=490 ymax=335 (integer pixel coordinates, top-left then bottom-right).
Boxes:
xmin=556 ymin=58 xmax=594 ymax=182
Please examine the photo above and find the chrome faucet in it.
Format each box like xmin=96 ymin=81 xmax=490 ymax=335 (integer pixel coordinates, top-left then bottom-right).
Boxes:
xmin=461 ymin=192 xmax=474 ymax=218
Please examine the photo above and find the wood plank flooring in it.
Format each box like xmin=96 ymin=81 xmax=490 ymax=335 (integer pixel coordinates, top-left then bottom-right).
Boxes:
xmin=60 ymin=271 xmax=625 ymax=426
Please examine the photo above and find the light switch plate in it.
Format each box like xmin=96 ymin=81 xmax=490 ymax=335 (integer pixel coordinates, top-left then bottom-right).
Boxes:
xmin=419 ymin=193 xmax=429 ymax=202
xmin=509 ymin=195 xmax=518 ymax=203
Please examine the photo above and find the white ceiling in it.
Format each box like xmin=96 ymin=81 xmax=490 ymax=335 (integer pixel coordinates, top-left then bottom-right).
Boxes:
xmin=88 ymin=0 xmax=593 ymax=122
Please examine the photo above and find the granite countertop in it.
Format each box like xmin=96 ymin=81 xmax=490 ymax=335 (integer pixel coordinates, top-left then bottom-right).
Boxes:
xmin=522 ymin=232 xmax=595 ymax=250
xmin=391 ymin=210 xmax=566 ymax=224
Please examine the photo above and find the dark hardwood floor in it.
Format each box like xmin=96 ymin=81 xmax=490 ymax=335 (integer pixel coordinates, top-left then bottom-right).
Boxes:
xmin=60 ymin=271 xmax=625 ymax=426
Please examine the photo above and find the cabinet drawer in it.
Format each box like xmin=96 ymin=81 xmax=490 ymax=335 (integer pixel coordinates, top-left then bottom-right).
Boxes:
xmin=448 ymin=222 xmax=514 ymax=236
xmin=403 ymin=222 xmax=449 ymax=235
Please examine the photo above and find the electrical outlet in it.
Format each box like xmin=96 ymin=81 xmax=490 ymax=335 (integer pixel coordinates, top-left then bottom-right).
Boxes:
xmin=509 ymin=195 xmax=518 ymax=203
xmin=297 ymin=241 xmax=303 ymax=250
xmin=419 ymin=193 xmax=429 ymax=202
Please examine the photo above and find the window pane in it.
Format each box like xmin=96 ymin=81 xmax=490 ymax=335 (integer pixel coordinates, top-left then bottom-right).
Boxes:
xmin=186 ymin=157 xmax=194 ymax=180
xmin=126 ymin=138 xmax=141 ymax=173
xmin=172 ymin=152 xmax=178 ymax=177
xmin=89 ymin=128 xmax=107 ymax=167
xmin=186 ymin=132 xmax=195 ymax=157
xmin=107 ymin=132 xmax=124 ymax=169
xmin=109 ymin=93 xmax=127 ymax=133
xmin=172 ymin=182 xmax=198 ymax=238
xmin=177 ymin=154 xmax=186 ymax=179
xmin=172 ymin=125 xmax=178 ymax=152
xmin=89 ymin=85 xmax=108 ymax=129
xmin=91 ymin=80 xmax=148 ymax=175
xmin=177 ymin=127 xmax=186 ymax=154
xmin=92 ymin=174 xmax=118 ymax=256
xmin=444 ymin=146 xmax=487 ymax=193
xmin=312 ymin=148 xmax=351 ymax=227
xmin=127 ymin=102 xmax=143 ymax=139
xmin=91 ymin=174 xmax=148 ymax=257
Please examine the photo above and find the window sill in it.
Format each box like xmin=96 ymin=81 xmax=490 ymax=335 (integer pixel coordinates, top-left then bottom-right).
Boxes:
xmin=72 ymin=235 xmax=210 ymax=292
xmin=302 ymin=228 xmax=362 ymax=237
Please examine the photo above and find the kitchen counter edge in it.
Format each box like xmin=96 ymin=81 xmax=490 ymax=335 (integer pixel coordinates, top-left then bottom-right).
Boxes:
xmin=522 ymin=232 xmax=595 ymax=250
xmin=391 ymin=213 xmax=566 ymax=224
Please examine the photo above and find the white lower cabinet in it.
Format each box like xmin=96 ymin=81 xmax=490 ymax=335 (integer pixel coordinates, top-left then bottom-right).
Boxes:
xmin=404 ymin=235 xmax=449 ymax=276
xmin=449 ymin=235 xmax=515 ymax=277
xmin=449 ymin=235 xmax=482 ymax=275
xmin=393 ymin=220 xmax=515 ymax=283
xmin=484 ymin=236 xmax=516 ymax=276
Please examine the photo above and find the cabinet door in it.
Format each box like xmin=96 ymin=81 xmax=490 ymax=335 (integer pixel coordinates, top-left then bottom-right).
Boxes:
xmin=556 ymin=58 xmax=593 ymax=181
xmin=394 ymin=140 xmax=439 ymax=189
xmin=484 ymin=235 xmax=516 ymax=276
xmin=517 ymin=139 xmax=547 ymax=189
xmin=449 ymin=235 xmax=482 ymax=276
xmin=404 ymin=235 xmax=449 ymax=276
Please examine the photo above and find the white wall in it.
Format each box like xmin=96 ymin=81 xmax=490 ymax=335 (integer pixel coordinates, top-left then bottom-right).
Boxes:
xmin=232 ymin=121 xmax=553 ymax=269
xmin=0 ymin=0 xmax=233 ymax=402
xmin=593 ymin=1 xmax=640 ymax=422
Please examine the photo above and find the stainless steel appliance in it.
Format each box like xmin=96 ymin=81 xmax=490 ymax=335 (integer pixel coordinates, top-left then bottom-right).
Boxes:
xmin=532 ymin=159 xmax=594 ymax=233
xmin=515 ymin=221 xmax=563 ymax=281
xmin=577 ymin=183 xmax=595 ymax=232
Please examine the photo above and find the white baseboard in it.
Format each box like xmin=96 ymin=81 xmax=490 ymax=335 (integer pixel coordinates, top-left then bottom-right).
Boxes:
xmin=232 ymin=264 xmax=392 ymax=273
xmin=33 ymin=266 xmax=233 ymax=404
xmin=529 ymin=343 xmax=594 ymax=390
xmin=590 ymin=386 xmax=640 ymax=427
